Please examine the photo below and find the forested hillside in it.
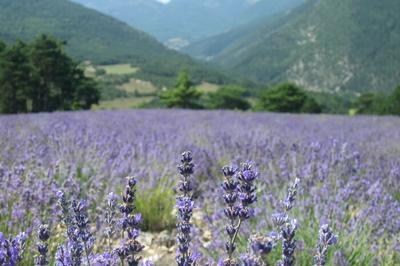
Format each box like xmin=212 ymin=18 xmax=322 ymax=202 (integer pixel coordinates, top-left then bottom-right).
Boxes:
xmin=0 ymin=0 xmax=228 ymax=84
xmin=186 ymin=0 xmax=400 ymax=93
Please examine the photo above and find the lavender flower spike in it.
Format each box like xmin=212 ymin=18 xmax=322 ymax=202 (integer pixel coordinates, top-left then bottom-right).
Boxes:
xmin=313 ymin=224 xmax=338 ymax=266
xmin=115 ymin=176 xmax=144 ymax=266
xmin=104 ymin=192 xmax=118 ymax=251
xmin=276 ymin=178 xmax=300 ymax=266
xmin=176 ymin=151 xmax=196 ymax=266
xmin=35 ymin=224 xmax=50 ymax=266
xmin=221 ymin=163 xmax=258 ymax=266
xmin=282 ymin=178 xmax=300 ymax=213
xmin=0 ymin=232 xmax=27 ymax=265
xmin=72 ymin=200 xmax=94 ymax=266
xmin=278 ymin=219 xmax=297 ymax=266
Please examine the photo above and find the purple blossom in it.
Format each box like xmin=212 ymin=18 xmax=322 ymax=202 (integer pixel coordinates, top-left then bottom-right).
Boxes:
xmin=0 ymin=232 xmax=27 ymax=266
xmin=221 ymin=163 xmax=258 ymax=265
xmin=176 ymin=151 xmax=196 ymax=266
xmin=115 ymin=176 xmax=144 ymax=266
xmin=35 ymin=224 xmax=50 ymax=266
xmin=314 ymin=225 xmax=338 ymax=266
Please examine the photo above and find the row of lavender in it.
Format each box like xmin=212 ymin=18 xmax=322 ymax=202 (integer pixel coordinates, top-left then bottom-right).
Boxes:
xmin=0 ymin=110 xmax=399 ymax=265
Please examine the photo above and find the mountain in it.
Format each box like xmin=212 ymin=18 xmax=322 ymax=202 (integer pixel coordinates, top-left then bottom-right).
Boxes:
xmin=0 ymin=0 xmax=228 ymax=84
xmin=70 ymin=0 xmax=304 ymax=48
xmin=185 ymin=0 xmax=400 ymax=93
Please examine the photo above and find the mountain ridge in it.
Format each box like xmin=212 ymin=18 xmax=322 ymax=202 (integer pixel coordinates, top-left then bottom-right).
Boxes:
xmin=185 ymin=0 xmax=400 ymax=93
xmin=0 ymin=0 xmax=229 ymax=85
xmin=71 ymin=0 xmax=304 ymax=48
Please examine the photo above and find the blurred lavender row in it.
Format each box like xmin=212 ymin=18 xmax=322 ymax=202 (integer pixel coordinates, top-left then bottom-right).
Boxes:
xmin=0 ymin=110 xmax=399 ymax=265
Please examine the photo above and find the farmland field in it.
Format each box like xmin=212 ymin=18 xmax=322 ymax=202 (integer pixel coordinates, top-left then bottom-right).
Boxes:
xmin=0 ymin=110 xmax=399 ymax=265
xmin=92 ymin=97 xmax=154 ymax=110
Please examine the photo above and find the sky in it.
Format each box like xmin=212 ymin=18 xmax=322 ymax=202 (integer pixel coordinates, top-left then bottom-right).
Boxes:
xmin=156 ymin=0 xmax=171 ymax=4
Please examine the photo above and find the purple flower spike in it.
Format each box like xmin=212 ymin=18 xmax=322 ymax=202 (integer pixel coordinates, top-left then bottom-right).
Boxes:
xmin=220 ymin=162 xmax=258 ymax=264
xmin=176 ymin=151 xmax=196 ymax=266
xmin=115 ymin=176 xmax=144 ymax=266
xmin=313 ymin=225 xmax=338 ymax=266
xmin=35 ymin=224 xmax=50 ymax=266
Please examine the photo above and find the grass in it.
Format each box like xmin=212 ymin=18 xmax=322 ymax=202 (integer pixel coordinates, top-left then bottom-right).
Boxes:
xmin=135 ymin=182 xmax=176 ymax=232
xmin=92 ymin=97 xmax=154 ymax=110
xmin=195 ymin=82 xmax=220 ymax=93
xmin=98 ymin=64 xmax=139 ymax=75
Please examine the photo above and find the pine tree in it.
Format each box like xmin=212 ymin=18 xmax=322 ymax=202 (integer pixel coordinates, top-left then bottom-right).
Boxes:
xmin=160 ymin=71 xmax=201 ymax=109
xmin=30 ymin=34 xmax=75 ymax=112
xmin=0 ymin=41 xmax=32 ymax=114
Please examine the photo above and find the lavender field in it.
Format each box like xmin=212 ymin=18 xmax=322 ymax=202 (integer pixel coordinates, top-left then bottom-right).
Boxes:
xmin=1 ymin=110 xmax=399 ymax=266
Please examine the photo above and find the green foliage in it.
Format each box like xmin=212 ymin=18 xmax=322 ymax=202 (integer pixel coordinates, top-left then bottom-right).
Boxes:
xmin=204 ymin=85 xmax=250 ymax=110
xmin=301 ymin=97 xmax=322 ymax=114
xmin=0 ymin=34 xmax=100 ymax=114
xmin=0 ymin=41 xmax=5 ymax=53
xmin=160 ymin=72 xmax=202 ymax=109
xmin=308 ymin=91 xmax=354 ymax=114
xmin=257 ymin=83 xmax=322 ymax=113
xmin=135 ymin=184 xmax=176 ymax=232
xmin=0 ymin=41 xmax=31 ymax=113
xmin=353 ymin=86 xmax=400 ymax=115
xmin=390 ymin=86 xmax=400 ymax=115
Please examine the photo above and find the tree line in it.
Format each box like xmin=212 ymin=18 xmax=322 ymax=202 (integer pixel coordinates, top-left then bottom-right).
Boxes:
xmin=0 ymin=35 xmax=100 ymax=114
xmin=159 ymin=72 xmax=322 ymax=113
xmin=159 ymin=71 xmax=400 ymax=115
xmin=354 ymin=88 xmax=400 ymax=115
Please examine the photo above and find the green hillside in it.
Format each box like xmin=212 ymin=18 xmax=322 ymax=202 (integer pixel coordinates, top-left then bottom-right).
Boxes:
xmin=0 ymin=0 xmax=228 ymax=84
xmin=186 ymin=0 xmax=400 ymax=93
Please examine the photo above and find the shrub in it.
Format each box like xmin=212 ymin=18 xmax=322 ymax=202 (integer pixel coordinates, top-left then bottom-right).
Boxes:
xmin=205 ymin=85 xmax=250 ymax=110
xmin=257 ymin=82 xmax=322 ymax=113
xmin=135 ymin=182 xmax=176 ymax=232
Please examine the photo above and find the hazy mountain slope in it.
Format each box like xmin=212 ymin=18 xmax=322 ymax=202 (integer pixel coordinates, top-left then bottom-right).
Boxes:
xmin=0 ymin=0 xmax=231 ymax=84
xmin=187 ymin=0 xmax=400 ymax=92
xmin=71 ymin=0 xmax=304 ymax=47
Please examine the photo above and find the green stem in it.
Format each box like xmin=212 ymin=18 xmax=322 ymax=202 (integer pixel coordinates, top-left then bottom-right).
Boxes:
xmin=84 ymin=242 xmax=91 ymax=266
xmin=228 ymin=219 xmax=242 ymax=260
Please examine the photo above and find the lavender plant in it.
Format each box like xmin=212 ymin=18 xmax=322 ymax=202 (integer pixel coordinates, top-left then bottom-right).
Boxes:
xmin=71 ymin=200 xmax=94 ymax=266
xmin=242 ymin=232 xmax=278 ymax=265
xmin=274 ymin=178 xmax=300 ymax=266
xmin=1 ymin=110 xmax=399 ymax=265
xmin=35 ymin=224 xmax=50 ymax=266
xmin=313 ymin=225 xmax=338 ymax=266
xmin=176 ymin=151 xmax=196 ymax=266
xmin=115 ymin=176 xmax=144 ymax=266
xmin=220 ymin=163 xmax=258 ymax=265
xmin=0 ymin=232 xmax=27 ymax=265
xmin=104 ymin=192 xmax=118 ymax=250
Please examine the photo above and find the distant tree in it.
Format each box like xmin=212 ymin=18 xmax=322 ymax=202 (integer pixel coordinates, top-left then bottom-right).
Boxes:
xmin=160 ymin=71 xmax=201 ymax=109
xmin=28 ymin=34 xmax=99 ymax=112
xmin=257 ymin=83 xmax=321 ymax=113
xmin=0 ymin=41 xmax=32 ymax=114
xmin=0 ymin=35 xmax=100 ymax=114
xmin=389 ymin=86 xmax=400 ymax=115
xmin=30 ymin=35 xmax=76 ymax=112
xmin=72 ymin=68 xmax=100 ymax=110
xmin=205 ymin=85 xmax=250 ymax=110
xmin=301 ymin=97 xmax=322 ymax=114
xmin=354 ymin=92 xmax=392 ymax=115
xmin=354 ymin=93 xmax=376 ymax=114
xmin=0 ymin=41 xmax=5 ymax=53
